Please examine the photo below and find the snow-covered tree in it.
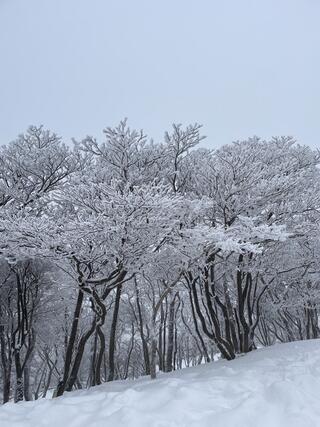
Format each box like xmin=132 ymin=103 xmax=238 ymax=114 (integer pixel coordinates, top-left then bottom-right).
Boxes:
xmin=1 ymin=122 xmax=320 ymax=403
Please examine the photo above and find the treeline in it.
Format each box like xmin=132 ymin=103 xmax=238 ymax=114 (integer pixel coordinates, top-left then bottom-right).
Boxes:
xmin=0 ymin=121 xmax=320 ymax=403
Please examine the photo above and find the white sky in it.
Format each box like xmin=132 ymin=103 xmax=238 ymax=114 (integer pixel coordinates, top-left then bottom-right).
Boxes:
xmin=1 ymin=0 xmax=320 ymax=148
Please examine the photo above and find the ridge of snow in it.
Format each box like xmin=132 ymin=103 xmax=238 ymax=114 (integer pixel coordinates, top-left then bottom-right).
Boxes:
xmin=1 ymin=339 xmax=320 ymax=427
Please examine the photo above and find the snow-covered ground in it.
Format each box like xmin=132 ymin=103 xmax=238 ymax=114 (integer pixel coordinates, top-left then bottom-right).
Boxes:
xmin=2 ymin=339 xmax=320 ymax=427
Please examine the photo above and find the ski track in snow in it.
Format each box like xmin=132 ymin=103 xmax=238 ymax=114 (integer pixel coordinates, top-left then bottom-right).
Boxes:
xmin=1 ymin=339 xmax=320 ymax=427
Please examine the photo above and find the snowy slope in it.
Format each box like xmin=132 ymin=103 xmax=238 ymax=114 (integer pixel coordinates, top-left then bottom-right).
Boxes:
xmin=1 ymin=340 xmax=320 ymax=427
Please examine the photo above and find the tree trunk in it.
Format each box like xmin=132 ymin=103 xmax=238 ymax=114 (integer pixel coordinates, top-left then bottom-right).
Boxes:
xmin=65 ymin=318 xmax=96 ymax=392
xmin=23 ymin=362 xmax=32 ymax=401
xmin=94 ymin=326 xmax=105 ymax=385
xmin=107 ymin=285 xmax=122 ymax=382
xmin=0 ymin=327 xmax=11 ymax=403
xmin=56 ymin=288 xmax=84 ymax=397
xmin=165 ymin=294 xmax=176 ymax=372
xmin=14 ymin=351 xmax=24 ymax=402
xmin=2 ymin=370 xmax=11 ymax=404
xmin=135 ymin=283 xmax=150 ymax=375
xmin=150 ymin=335 xmax=157 ymax=380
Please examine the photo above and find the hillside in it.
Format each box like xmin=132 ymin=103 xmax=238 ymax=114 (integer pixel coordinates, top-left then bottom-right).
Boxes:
xmin=1 ymin=339 xmax=320 ymax=427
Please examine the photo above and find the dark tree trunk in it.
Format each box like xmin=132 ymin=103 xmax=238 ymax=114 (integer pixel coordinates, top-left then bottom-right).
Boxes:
xmin=65 ymin=318 xmax=96 ymax=392
xmin=188 ymin=271 xmax=235 ymax=361
xmin=150 ymin=335 xmax=157 ymax=380
xmin=165 ymin=294 xmax=176 ymax=372
xmin=56 ymin=288 xmax=84 ymax=397
xmin=0 ymin=326 xmax=11 ymax=403
xmin=135 ymin=283 xmax=150 ymax=375
xmin=188 ymin=288 xmax=210 ymax=362
xmin=107 ymin=285 xmax=122 ymax=382
xmin=2 ymin=371 xmax=11 ymax=404
xmin=23 ymin=362 xmax=31 ymax=401
xmin=94 ymin=326 xmax=105 ymax=385
xmin=14 ymin=351 xmax=23 ymax=402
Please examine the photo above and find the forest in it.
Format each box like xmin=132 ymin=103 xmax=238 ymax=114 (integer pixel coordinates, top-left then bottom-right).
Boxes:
xmin=0 ymin=120 xmax=319 ymax=404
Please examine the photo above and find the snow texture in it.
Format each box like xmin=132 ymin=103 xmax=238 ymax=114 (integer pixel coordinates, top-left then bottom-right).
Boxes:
xmin=1 ymin=339 xmax=320 ymax=427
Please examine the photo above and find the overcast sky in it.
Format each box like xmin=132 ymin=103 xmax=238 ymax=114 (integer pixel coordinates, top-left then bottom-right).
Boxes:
xmin=1 ymin=0 xmax=320 ymax=148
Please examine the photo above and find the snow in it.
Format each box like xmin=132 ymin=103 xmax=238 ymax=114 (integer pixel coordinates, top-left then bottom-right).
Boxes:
xmin=2 ymin=339 xmax=320 ymax=427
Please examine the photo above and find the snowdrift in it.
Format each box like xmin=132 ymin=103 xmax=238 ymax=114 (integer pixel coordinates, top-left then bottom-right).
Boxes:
xmin=1 ymin=339 xmax=320 ymax=427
